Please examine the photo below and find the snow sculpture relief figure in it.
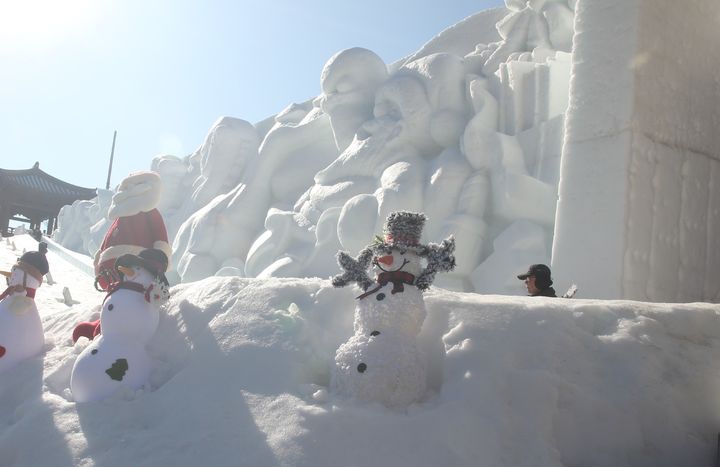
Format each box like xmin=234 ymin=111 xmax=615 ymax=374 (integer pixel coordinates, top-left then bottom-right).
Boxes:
xmin=246 ymin=53 xmax=469 ymax=280
xmin=150 ymin=154 xmax=191 ymax=240
xmin=316 ymin=47 xmax=388 ymax=152
xmin=331 ymin=211 xmax=455 ymax=408
xmin=151 ymin=155 xmax=189 ymax=213
xmin=71 ymin=249 xmax=169 ymax=402
xmin=0 ymin=243 xmax=49 ymax=374
xmin=190 ymin=117 xmax=260 ymax=208
xmin=480 ymin=0 xmax=575 ymax=74
xmin=172 ymin=102 xmax=338 ymax=282
xmin=54 ymin=199 xmax=95 ymax=253
xmin=94 ymin=171 xmax=171 ymax=291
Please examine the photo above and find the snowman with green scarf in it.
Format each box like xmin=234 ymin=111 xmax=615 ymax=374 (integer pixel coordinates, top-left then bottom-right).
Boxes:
xmin=331 ymin=211 xmax=455 ymax=408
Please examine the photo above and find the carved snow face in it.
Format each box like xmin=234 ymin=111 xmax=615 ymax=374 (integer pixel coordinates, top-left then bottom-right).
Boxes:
xmin=360 ymin=75 xmax=435 ymax=153
xmin=372 ymin=248 xmax=424 ymax=277
xmin=319 ymin=48 xmax=388 ymax=151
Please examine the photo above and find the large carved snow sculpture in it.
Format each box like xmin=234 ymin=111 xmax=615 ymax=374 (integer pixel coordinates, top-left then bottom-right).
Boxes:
xmin=172 ymin=101 xmax=339 ymax=282
xmin=56 ymin=2 xmax=583 ymax=296
xmin=244 ymin=53 xmax=470 ymax=280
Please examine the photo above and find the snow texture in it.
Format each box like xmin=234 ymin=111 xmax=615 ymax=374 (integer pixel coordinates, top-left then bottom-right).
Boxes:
xmin=551 ymin=0 xmax=720 ymax=302
xmin=52 ymin=0 xmax=720 ymax=303
xmin=53 ymin=2 xmax=585 ymax=298
xmin=1 ymin=234 xmax=720 ymax=466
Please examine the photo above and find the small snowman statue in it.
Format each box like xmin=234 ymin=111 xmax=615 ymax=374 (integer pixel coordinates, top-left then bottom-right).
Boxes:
xmin=70 ymin=248 xmax=169 ymax=402
xmin=331 ymin=211 xmax=455 ymax=408
xmin=0 ymin=242 xmax=50 ymax=374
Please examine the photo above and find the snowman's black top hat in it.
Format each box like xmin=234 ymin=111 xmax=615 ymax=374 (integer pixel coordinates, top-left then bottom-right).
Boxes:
xmin=370 ymin=211 xmax=430 ymax=256
xmin=16 ymin=242 xmax=49 ymax=282
xmin=115 ymin=248 xmax=168 ymax=282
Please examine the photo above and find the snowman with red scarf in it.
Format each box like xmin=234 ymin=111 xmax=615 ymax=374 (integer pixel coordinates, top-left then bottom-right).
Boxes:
xmin=70 ymin=248 xmax=169 ymax=402
xmin=331 ymin=211 xmax=455 ymax=408
xmin=0 ymin=242 xmax=49 ymax=374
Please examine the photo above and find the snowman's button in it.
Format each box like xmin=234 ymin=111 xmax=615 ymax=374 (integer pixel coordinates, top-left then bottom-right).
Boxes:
xmin=370 ymin=330 xmax=380 ymax=336
xmin=108 ymin=304 xmax=114 ymax=311
xmin=357 ymin=363 xmax=367 ymax=373
xmin=376 ymin=293 xmax=385 ymax=301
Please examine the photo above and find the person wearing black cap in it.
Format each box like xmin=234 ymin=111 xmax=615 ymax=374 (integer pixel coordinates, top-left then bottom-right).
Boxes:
xmin=517 ymin=263 xmax=557 ymax=297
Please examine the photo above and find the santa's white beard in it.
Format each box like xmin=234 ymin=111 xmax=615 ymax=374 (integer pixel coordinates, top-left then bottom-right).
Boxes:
xmin=108 ymin=181 xmax=161 ymax=219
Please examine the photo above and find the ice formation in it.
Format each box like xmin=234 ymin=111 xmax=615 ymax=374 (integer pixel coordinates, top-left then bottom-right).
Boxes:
xmin=52 ymin=0 xmax=720 ymax=303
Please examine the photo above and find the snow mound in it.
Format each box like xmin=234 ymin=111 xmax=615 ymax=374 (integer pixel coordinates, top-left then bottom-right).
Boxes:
xmin=1 ymin=276 xmax=719 ymax=466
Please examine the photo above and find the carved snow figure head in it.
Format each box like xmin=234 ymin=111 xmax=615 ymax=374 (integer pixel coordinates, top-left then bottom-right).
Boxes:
xmin=318 ymin=47 xmax=388 ymax=151
xmin=108 ymin=171 xmax=163 ymax=220
xmin=191 ymin=117 xmax=259 ymax=206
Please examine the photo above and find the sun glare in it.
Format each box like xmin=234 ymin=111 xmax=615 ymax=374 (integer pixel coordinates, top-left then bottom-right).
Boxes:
xmin=0 ymin=0 xmax=102 ymax=51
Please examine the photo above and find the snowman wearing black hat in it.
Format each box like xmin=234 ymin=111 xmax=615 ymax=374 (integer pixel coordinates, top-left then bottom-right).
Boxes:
xmin=331 ymin=211 xmax=455 ymax=408
xmin=0 ymin=242 xmax=49 ymax=374
xmin=70 ymin=248 xmax=169 ymax=402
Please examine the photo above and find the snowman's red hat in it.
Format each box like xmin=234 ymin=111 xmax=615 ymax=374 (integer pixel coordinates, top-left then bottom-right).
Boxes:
xmin=370 ymin=211 xmax=429 ymax=256
xmin=114 ymin=248 xmax=168 ymax=281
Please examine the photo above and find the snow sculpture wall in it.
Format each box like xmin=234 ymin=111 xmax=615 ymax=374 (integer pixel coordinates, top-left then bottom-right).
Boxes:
xmin=552 ymin=0 xmax=720 ymax=302
xmin=55 ymin=2 xmax=579 ymax=297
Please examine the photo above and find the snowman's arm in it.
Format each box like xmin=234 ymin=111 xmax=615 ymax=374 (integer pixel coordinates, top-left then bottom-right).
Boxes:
xmin=332 ymin=248 xmax=373 ymax=291
xmin=416 ymin=236 xmax=456 ymax=290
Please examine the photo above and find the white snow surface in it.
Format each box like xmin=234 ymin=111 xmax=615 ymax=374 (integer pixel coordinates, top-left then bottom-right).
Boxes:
xmin=1 ymin=234 xmax=720 ymax=466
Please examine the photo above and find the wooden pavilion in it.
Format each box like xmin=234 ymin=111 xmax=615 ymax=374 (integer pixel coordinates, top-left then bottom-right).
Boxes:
xmin=0 ymin=162 xmax=97 ymax=235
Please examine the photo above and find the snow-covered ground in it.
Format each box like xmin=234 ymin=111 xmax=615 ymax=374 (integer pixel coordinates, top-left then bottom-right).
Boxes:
xmin=1 ymin=233 xmax=719 ymax=467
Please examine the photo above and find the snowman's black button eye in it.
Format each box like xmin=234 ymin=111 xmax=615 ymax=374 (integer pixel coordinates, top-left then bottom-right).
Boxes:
xmin=376 ymin=293 xmax=385 ymax=301
xmin=370 ymin=330 xmax=380 ymax=336
xmin=91 ymin=349 xmax=98 ymax=355
xmin=108 ymin=304 xmax=114 ymax=311
xmin=357 ymin=363 xmax=367 ymax=373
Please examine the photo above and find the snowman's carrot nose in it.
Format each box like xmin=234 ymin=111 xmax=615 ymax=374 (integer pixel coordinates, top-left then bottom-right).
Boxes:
xmin=117 ymin=266 xmax=135 ymax=277
xmin=377 ymin=255 xmax=393 ymax=266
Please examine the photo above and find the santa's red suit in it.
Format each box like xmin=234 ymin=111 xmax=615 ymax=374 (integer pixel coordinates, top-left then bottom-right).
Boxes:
xmin=94 ymin=208 xmax=170 ymax=290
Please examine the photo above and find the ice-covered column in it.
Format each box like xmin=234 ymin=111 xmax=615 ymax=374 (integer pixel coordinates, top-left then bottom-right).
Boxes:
xmin=552 ymin=0 xmax=720 ymax=302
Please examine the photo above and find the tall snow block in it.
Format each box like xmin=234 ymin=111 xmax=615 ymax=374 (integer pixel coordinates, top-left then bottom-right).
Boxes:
xmin=553 ymin=0 xmax=720 ymax=301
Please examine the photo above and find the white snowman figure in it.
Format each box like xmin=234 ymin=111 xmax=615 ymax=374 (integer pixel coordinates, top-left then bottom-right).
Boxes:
xmin=70 ymin=334 xmax=153 ymax=403
xmin=0 ymin=242 xmax=50 ymax=374
xmin=331 ymin=211 xmax=455 ymax=408
xmin=71 ymin=248 xmax=169 ymax=402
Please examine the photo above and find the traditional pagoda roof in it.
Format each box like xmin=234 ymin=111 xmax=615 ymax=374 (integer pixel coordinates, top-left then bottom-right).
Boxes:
xmin=0 ymin=162 xmax=96 ymax=204
xmin=0 ymin=162 xmax=97 ymax=226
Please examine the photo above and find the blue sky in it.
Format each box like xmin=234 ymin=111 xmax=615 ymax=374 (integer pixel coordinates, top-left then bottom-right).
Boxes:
xmin=0 ymin=0 xmax=503 ymax=190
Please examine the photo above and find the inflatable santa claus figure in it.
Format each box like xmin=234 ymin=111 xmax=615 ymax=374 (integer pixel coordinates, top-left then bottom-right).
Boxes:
xmin=73 ymin=171 xmax=170 ymax=343
xmin=94 ymin=171 xmax=171 ymax=291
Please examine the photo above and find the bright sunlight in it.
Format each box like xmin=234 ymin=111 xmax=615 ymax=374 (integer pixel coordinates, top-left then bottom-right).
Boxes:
xmin=0 ymin=0 xmax=103 ymax=52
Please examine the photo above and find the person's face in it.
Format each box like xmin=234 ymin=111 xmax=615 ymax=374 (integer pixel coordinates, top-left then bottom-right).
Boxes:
xmin=525 ymin=275 xmax=540 ymax=295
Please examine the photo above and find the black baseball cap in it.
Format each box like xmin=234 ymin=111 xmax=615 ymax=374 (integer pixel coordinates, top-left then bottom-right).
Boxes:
xmin=517 ymin=264 xmax=552 ymax=281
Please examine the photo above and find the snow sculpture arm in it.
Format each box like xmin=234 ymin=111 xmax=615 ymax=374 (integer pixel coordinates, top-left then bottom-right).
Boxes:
xmin=331 ymin=247 xmax=373 ymax=291
xmin=415 ymin=236 xmax=456 ymax=290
